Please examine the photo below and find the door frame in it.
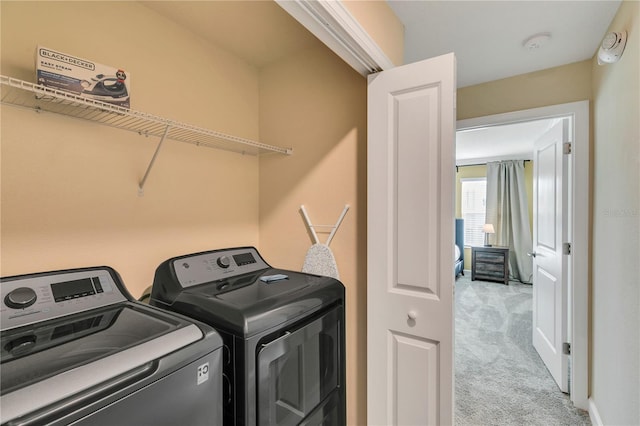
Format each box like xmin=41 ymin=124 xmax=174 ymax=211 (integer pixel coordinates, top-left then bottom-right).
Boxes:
xmin=456 ymin=100 xmax=589 ymax=410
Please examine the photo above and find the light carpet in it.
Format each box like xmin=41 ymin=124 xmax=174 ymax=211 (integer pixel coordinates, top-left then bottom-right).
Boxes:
xmin=455 ymin=275 xmax=590 ymax=425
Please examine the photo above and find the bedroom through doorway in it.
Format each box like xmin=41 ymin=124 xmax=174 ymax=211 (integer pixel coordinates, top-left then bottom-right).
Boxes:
xmin=454 ymin=101 xmax=590 ymax=418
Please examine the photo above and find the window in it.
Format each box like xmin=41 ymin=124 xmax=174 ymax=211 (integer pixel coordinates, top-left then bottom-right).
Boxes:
xmin=461 ymin=178 xmax=487 ymax=247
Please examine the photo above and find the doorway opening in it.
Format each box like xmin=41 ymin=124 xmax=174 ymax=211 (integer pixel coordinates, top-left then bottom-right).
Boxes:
xmin=455 ymin=101 xmax=590 ymax=412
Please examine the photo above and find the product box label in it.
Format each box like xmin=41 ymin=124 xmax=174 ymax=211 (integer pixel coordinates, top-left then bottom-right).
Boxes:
xmin=36 ymin=46 xmax=130 ymax=108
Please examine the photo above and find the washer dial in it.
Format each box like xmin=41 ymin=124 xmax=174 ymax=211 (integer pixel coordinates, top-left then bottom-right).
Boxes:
xmin=5 ymin=287 xmax=37 ymax=309
xmin=217 ymin=256 xmax=231 ymax=269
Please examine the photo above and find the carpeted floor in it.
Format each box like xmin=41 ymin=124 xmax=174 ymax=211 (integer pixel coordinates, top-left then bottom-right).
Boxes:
xmin=455 ymin=274 xmax=591 ymax=425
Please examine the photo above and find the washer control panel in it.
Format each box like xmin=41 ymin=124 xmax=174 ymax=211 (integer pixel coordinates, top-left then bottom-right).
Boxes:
xmin=173 ymin=247 xmax=269 ymax=288
xmin=1 ymin=268 xmax=127 ymax=331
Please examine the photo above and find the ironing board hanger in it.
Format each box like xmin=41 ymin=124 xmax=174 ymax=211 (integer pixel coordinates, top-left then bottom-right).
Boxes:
xmin=300 ymin=204 xmax=349 ymax=246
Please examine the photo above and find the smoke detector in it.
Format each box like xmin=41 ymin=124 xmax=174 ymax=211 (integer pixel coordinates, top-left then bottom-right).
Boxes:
xmin=523 ymin=32 xmax=551 ymax=50
xmin=597 ymin=31 xmax=627 ymax=65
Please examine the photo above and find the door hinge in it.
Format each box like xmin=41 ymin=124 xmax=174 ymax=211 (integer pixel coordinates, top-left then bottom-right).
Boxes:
xmin=563 ymin=143 xmax=572 ymax=155
xmin=563 ymin=342 xmax=571 ymax=355
xmin=563 ymin=242 xmax=571 ymax=255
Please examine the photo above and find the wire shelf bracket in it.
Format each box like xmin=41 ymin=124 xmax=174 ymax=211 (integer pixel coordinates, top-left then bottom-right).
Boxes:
xmin=138 ymin=124 xmax=170 ymax=196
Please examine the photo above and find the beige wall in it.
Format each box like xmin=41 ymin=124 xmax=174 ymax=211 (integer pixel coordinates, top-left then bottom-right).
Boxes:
xmin=258 ymin=46 xmax=367 ymax=425
xmin=457 ymin=59 xmax=592 ymax=120
xmin=1 ymin=1 xmax=261 ymax=296
xmin=590 ymin=1 xmax=639 ymax=424
xmin=455 ymin=162 xmax=533 ymax=270
xmin=342 ymin=0 xmax=405 ymax=66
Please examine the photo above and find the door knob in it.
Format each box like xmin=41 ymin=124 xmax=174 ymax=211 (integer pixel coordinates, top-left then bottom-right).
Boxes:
xmin=407 ymin=310 xmax=418 ymax=320
xmin=527 ymin=252 xmax=537 ymax=258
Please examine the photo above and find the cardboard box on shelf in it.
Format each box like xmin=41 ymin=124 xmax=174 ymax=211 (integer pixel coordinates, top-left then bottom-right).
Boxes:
xmin=36 ymin=46 xmax=130 ymax=108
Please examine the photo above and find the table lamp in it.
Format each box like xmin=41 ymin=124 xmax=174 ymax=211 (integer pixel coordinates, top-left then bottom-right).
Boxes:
xmin=483 ymin=223 xmax=495 ymax=247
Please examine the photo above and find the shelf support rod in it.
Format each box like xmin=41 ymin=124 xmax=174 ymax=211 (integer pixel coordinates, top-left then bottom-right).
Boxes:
xmin=138 ymin=124 xmax=171 ymax=196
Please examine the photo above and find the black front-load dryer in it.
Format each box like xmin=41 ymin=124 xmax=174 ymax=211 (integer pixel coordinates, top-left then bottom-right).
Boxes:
xmin=149 ymin=246 xmax=346 ymax=426
xmin=1 ymin=266 xmax=223 ymax=426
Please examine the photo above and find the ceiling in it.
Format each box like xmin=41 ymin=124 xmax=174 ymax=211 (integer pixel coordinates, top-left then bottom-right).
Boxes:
xmin=456 ymin=118 xmax=558 ymax=165
xmin=388 ymin=0 xmax=621 ymax=88
xmin=141 ymin=0 xmax=621 ymax=163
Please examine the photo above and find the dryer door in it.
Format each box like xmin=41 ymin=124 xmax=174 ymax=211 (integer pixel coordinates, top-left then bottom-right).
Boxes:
xmin=256 ymin=306 xmax=343 ymax=426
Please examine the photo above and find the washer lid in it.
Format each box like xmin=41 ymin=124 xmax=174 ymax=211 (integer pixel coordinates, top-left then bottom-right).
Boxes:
xmin=151 ymin=247 xmax=345 ymax=337
xmin=0 ymin=303 xmax=203 ymax=422
xmin=173 ymin=269 xmax=343 ymax=336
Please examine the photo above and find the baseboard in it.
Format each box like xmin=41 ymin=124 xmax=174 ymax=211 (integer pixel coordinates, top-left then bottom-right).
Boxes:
xmin=463 ymin=269 xmax=471 ymax=275
xmin=588 ymin=398 xmax=603 ymax=426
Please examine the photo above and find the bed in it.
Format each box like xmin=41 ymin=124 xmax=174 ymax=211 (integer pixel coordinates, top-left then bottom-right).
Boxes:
xmin=455 ymin=218 xmax=464 ymax=278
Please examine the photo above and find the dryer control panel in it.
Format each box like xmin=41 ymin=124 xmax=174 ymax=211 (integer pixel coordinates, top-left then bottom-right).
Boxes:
xmin=1 ymin=267 xmax=127 ymax=331
xmin=173 ymin=247 xmax=270 ymax=288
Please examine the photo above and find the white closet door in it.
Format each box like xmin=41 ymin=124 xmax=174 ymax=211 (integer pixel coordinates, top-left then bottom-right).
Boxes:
xmin=367 ymin=53 xmax=456 ymax=425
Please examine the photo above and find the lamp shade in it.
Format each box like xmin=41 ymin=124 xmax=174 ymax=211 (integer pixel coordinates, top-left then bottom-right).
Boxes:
xmin=482 ymin=223 xmax=495 ymax=234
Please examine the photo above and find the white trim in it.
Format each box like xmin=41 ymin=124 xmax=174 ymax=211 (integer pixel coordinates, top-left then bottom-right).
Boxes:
xmin=456 ymin=153 xmax=533 ymax=166
xmin=589 ymin=398 xmax=604 ymax=426
xmin=457 ymin=100 xmax=590 ymax=410
xmin=275 ymin=0 xmax=394 ymax=76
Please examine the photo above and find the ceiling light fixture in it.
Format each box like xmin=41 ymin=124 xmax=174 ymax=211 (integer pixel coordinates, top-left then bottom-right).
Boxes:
xmin=523 ymin=32 xmax=551 ymax=50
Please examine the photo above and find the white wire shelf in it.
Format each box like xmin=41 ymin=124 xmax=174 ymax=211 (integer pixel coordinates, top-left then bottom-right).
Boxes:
xmin=0 ymin=75 xmax=293 ymax=157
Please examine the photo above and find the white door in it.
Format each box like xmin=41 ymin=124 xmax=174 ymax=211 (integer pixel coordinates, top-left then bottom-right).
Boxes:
xmin=367 ymin=53 xmax=456 ymax=425
xmin=532 ymin=118 xmax=569 ymax=392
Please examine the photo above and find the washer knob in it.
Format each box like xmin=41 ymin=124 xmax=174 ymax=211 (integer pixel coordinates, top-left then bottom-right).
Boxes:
xmin=5 ymin=287 xmax=37 ymax=309
xmin=5 ymin=335 xmax=37 ymax=356
xmin=217 ymin=256 xmax=231 ymax=269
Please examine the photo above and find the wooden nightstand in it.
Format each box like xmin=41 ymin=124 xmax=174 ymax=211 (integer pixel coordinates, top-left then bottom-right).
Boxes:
xmin=471 ymin=246 xmax=510 ymax=285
